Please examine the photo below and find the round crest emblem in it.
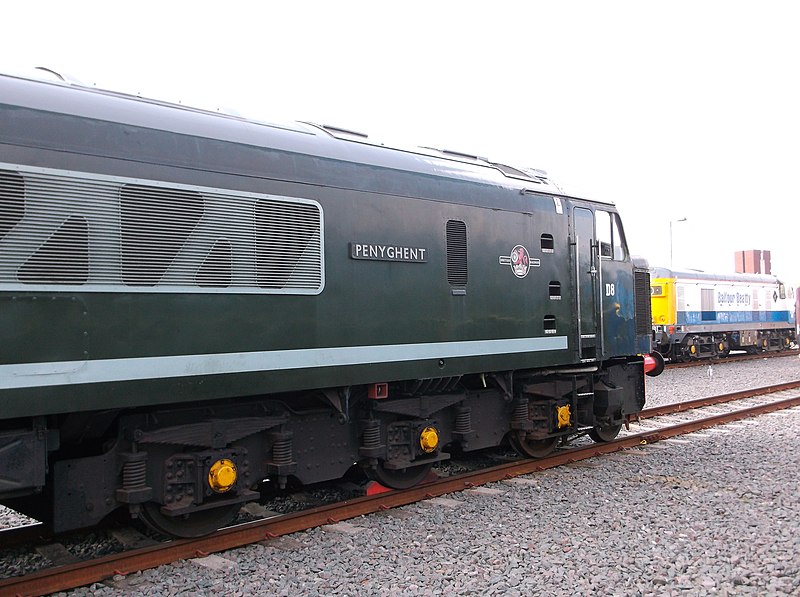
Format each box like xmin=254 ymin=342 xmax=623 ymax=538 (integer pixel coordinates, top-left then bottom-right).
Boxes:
xmin=510 ymin=245 xmax=530 ymax=278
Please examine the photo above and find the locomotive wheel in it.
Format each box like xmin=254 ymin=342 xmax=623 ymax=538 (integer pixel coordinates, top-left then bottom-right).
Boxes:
xmin=367 ymin=460 xmax=433 ymax=489
xmin=139 ymin=502 xmax=241 ymax=538
xmin=508 ymin=431 xmax=559 ymax=459
xmin=588 ymin=423 xmax=623 ymax=443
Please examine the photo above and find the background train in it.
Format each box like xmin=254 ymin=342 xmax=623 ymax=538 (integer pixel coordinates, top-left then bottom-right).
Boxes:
xmin=650 ymin=267 xmax=797 ymax=361
xmin=0 ymin=72 xmax=655 ymax=537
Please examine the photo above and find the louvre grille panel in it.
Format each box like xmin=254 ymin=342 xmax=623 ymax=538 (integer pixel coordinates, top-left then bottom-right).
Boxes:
xmin=446 ymin=220 xmax=467 ymax=286
xmin=196 ymin=240 xmax=233 ymax=288
xmin=17 ymin=216 xmax=89 ymax=284
xmin=0 ymin=167 xmax=324 ymax=294
xmin=255 ymin=200 xmax=323 ymax=289
xmin=634 ymin=270 xmax=651 ymax=335
xmin=701 ymin=287 xmax=714 ymax=311
xmin=121 ymin=185 xmax=205 ymax=287
xmin=0 ymin=170 xmax=25 ymax=242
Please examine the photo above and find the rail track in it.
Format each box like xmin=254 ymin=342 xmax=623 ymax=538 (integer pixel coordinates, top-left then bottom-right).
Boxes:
xmin=665 ymin=348 xmax=798 ymax=369
xmin=2 ymin=380 xmax=800 ymax=596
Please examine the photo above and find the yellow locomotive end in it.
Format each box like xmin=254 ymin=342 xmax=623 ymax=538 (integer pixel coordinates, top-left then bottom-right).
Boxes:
xmin=650 ymin=276 xmax=677 ymax=327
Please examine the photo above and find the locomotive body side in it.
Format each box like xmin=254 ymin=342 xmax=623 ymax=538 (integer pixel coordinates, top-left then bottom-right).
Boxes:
xmin=651 ymin=267 xmax=796 ymax=360
xmin=0 ymin=73 xmax=653 ymax=535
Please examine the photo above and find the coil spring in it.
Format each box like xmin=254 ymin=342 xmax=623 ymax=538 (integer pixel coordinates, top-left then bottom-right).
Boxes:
xmin=362 ymin=421 xmax=381 ymax=448
xmin=455 ymin=407 xmax=472 ymax=434
xmin=122 ymin=459 xmax=146 ymax=489
xmin=273 ymin=437 xmax=293 ymax=465
xmin=512 ymin=399 xmax=529 ymax=422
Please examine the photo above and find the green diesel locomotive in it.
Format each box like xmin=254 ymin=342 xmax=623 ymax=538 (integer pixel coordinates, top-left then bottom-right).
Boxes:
xmin=0 ymin=71 xmax=655 ymax=536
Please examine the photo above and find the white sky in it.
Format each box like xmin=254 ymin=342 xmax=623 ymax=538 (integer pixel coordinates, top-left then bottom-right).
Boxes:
xmin=3 ymin=1 xmax=798 ymax=285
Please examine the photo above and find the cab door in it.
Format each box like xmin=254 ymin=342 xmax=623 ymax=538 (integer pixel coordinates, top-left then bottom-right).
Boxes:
xmin=573 ymin=207 xmax=598 ymax=361
xmin=596 ymin=209 xmax=635 ymax=356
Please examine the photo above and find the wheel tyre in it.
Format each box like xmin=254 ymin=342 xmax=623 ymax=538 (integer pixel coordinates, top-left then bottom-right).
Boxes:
xmin=589 ymin=423 xmax=623 ymax=443
xmin=139 ymin=502 xmax=241 ymax=538
xmin=366 ymin=461 xmax=434 ymax=490
xmin=508 ymin=431 xmax=559 ymax=458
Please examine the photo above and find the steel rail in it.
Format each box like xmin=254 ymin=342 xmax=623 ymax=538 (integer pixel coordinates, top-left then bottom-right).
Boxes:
xmin=3 ymin=389 xmax=800 ymax=596
xmin=639 ymin=380 xmax=800 ymax=418
xmin=665 ymin=349 xmax=798 ymax=369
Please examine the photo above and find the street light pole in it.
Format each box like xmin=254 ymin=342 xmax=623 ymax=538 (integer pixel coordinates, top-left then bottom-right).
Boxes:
xmin=670 ymin=217 xmax=687 ymax=269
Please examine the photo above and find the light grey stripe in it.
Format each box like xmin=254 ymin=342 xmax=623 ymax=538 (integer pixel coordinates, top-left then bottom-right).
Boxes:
xmin=0 ymin=336 xmax=568 ymax=390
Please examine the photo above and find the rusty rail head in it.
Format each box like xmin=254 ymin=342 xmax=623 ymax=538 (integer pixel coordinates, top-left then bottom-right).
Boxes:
xmin=666 ymin=349 xmax=798 ymax=370
xmin=3 ymin=388 xmax=800 ymax=596
xmin=641 ymin=380 xmax=800 ymax=419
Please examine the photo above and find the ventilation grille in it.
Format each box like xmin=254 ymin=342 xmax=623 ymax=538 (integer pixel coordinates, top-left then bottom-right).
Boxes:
xmin=18 ymin=215 xmax=89 ymax=284
xmin=634 ymin=270 xmax=651 ymax=335
xmin=446 ymin=220 xmax=467 ymax=286
xmin=0 ymin=170 xmax=25 ymax=242
xmin=255 ymin=200 xmax=322 ymax=289
xmin=677 ymin=284 xmax=686 ymax=311
xmin=700 ymin=287 xmax=717 ymax=321
xmin=0 ymin=167 xmax=324 ymax=294
xmin=121 ymin=185 xmax=205 ymax=287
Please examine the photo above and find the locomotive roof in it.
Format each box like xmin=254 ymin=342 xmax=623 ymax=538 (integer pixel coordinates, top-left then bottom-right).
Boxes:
xmin=651 ymin=267 xmax=783 ymax=285
xmin=0 ymin=71 xmax=607 ymax=205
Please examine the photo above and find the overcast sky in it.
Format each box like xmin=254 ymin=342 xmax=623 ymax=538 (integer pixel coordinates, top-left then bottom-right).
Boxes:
xmin=3 ymin=1 xmax=798 ymax=285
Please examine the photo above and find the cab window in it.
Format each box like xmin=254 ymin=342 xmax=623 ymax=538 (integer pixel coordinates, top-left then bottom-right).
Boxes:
xmin=596 ymin=210 xmax=628 ymax=261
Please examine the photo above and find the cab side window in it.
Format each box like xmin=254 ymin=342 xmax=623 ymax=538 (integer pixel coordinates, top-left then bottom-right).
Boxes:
xmin=596 ymin=210 xmax=628 ymax=261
